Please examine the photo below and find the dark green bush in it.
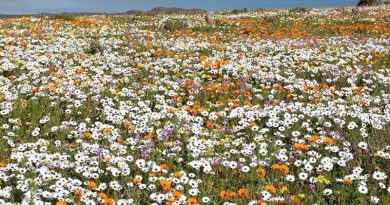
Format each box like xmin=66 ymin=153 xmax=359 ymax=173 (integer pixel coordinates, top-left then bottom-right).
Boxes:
xmin=50 ymin=13 xmax=76 ymax=21
xmin=163 ymin=20 xmax=189 ymax=31
xmin=357 ymin=0 xmax=376 ymax=6
xmin=289 ymin=7 xmax=309 ymax=13
xmin=86 ymin=39 xmax=102 ymax=55
xmin=192 ymin=25 xmax=227 ymax=33
xmin=357 ymin=0 xmax=389 ymax=6
xmin=205 ymin=15 xmax=210 ymax=24
xmin=230 ymin=8 xmax=249 ymax=15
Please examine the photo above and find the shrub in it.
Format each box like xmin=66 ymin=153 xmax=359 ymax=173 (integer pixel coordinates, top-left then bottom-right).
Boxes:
xmin=289 ymin=7 xmax=309 ymax=13
xmin=86 ymin=39 xmax=102 ymax=55
xmin=357 ymin=0 xmax=376 ymax=6
xmin=50 ymin=13 xmax=76 ymax=21
xmin=230 ymin=8 xmax=249 ymax=15
xmin=192 ymin=25 xmax=226 ymax=33
xmin=163 ymin=20 xmax=189 ymax=31
xmin=205 ymin=15 xmax=210 ymax=24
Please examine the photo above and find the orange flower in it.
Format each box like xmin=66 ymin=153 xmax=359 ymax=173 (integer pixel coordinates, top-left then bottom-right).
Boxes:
xmin=76 ymin=67 xmax=84 ymax=74
xmin=160 ymin=163 xmax=170 ymax=170
xmin=322 ymin=84 xmax=330 ymax=90
xmin=68 ymin=143 xmax=76 ymax=149
xmin=280 ymin=165 xmax=289 ymax=174
xmin=116 ymin=137 xmax=123 ymax=143
xmin=144 ymin=130 xmax=156 ymax=140
xmin=103 ymin=156 xmax=111 ymax=163
xmin=308 ymin=135 xmax=319 ymax=143
xmin=290 ymin=195 xmax=301 ymax=204
xmin=206 ymin=121 xmax=213 ymax=128
xmin=238 ymin=188 xmax=249 ymax=197
xmin=352 ymin=89 xmax=360 ymax=95
xmin=272 ymin=164 xmax=281 ymax=171
xmin=265 ymin=184 xmax=277 ymax=194
xmin=279 ymin=185 xmax=288 ymax=193
xmin=56 ymin=201 xmax=66 ymax=205
xmin=220 ymin=190 xmax=229 ymax=199
xmin=172 ymin=191 xmax=182 ymax=200
xmin=87 ymin=181 xmax=97 ymax=190
xmin=343 ymin=177 xmax=353 ymax=185
xmin=98 ymin=192 xmax=108 ymax=200
xmin=187 ymin=198 xmax=197 ymax=205
xmin=160 ymin=179 xmax=171 ymax=192
xmin=249 ymin=121 xmax=257 ymax=127
xmin=104 ymin=198 xmax=114 ymax=205
xmin=174 ymin=171 xmax=182 ymax=178
xmin=165 ymin=50 xmax=173 ymax=57
xmin=272 ymin=164 xmax=289 ymax=174
xmin=199 ymin=55 xmax=207 ymax=61
xmin=31 ymin=87 xmax=39 ymax=94
xmin=170 ymin=197 xmax=179 ymax=205
xmin=166 ymin=197 xmax=174 ymax=204
xmin=293 ymin=143 xmax=310 ymax=151
xmin=0 ymin=162 xmax=4 ymax=169
xmin=323 ymin=137 xmax=334 ymax=145
xmin=303 ymin=85 xmax=309 ymax=91
xmin=84 ymin=131 xmax=92 ymax=139
xmin=103 ymin=127 xmax=111 ymax=134
xmin=132 ymin=177 xmax=142 ymax=184
xmin=215 ymin=60 xmax=221 ymax=69
xmin=74 ymin=188 xmax=83 ymax=202
xmin=256 ymin=167 xmax=266 ymax=177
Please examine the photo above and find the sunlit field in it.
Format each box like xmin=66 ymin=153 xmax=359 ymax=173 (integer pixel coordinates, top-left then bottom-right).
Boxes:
xmin=0 ymin=5 xmax=389 ymax=205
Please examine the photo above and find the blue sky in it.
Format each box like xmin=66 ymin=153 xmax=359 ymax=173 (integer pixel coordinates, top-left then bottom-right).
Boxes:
xmin=0 ymin=0 xmax=359 ymax=14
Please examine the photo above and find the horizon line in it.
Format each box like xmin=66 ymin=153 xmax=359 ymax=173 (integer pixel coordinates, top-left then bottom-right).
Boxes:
xmin=0 ymin=5 xmax=360 ymax=16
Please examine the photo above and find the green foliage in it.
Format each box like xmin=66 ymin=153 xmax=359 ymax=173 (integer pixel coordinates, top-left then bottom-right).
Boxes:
xmin=230 ymin=8 xmax=249 ymax=14
xmin=357 ymin=0 xmax=377 ymax=6
xmin=205 ymin=14 xmax=210 ymax=24
xmin=289 ymin=7 xmax=310 ymax=13
xmin=50 ymin=13 xmax=76 ymax=21
xmin=149 ymin=7 xmax=206 ymax=15
xmin=192 ymin=25 xmax=228 ymax=33
xmin=163 ymin=19 xmax=189 ymax=31
xmin=86 ymin=38 xmax=102 ymax=55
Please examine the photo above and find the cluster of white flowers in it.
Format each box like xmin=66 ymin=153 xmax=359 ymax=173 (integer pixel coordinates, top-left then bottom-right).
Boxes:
xmin=0 ymin=5 xmax=389 ymax=205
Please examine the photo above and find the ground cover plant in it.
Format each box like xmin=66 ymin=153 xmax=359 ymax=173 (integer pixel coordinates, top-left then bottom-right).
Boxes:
xmin=0 ymin=5 xmax=389 ymax=205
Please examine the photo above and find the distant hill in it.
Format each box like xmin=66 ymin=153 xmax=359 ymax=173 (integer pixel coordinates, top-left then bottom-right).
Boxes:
xmin=149 ymin=7 xmax=206 ymax=14
xmin=0 ymin=12 xmax=118 ymax=19
xmin=125 ymin=10 xmax=144 ymax=15
xmin=0 ymin=14 xmax=27 ymax=18
xmin=357 ymin=0 xmax=390 ymax=6
xmin=125 ymin=7 xmax=207 ymax=15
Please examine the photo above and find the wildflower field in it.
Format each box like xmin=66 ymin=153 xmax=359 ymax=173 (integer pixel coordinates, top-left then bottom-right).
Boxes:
xmin=0 ymin=5 xmax=390 ymax=205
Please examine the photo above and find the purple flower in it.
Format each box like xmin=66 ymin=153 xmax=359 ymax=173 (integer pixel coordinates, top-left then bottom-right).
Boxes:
xmin=141 ymin=151 xmax=149 ymax=158
xmin=212 ymin=158 xmax=221 ymax=165
xmin=308 ymin=184 xmax=316 ymax=190
xmin=97 ymin=147 xmax=104 ymax=154
xmin=135 ymin=134 xmax=141 ymax=141
xmin=225 ymin=128 xmax=233 ymax=135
